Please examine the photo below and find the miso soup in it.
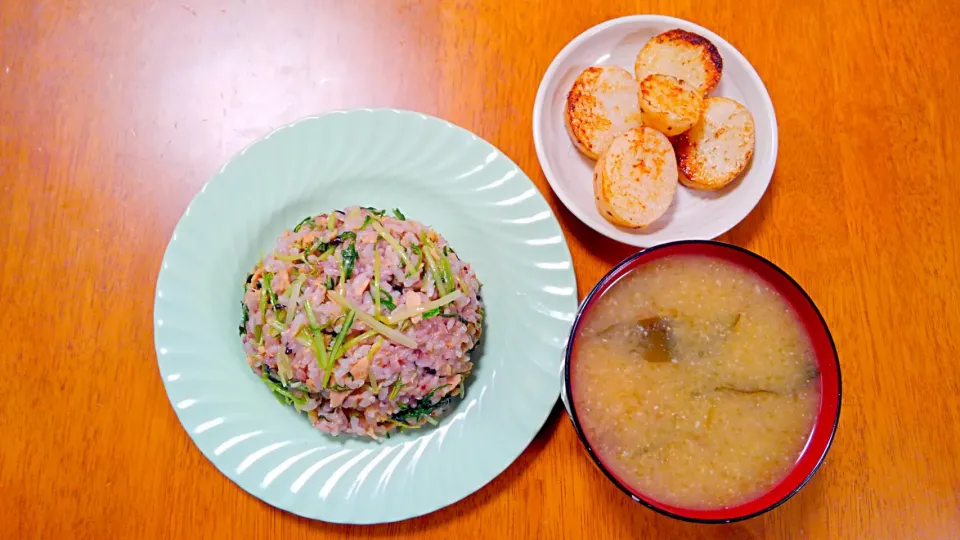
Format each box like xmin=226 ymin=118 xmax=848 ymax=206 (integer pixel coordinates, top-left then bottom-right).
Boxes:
xmin=571 ymin=255 xmax=820 ymax=510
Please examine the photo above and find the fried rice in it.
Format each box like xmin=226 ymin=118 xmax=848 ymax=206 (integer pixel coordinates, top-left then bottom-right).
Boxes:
xmin=240 ymin=206 xmax=484 ymax=438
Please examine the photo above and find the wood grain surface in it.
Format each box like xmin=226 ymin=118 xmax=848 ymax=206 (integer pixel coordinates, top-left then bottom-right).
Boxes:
xmin=2 ymin=1 xmax=958 ymax=538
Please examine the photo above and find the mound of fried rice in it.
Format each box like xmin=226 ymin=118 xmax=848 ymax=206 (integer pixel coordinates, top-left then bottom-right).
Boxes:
xmin=240 ymin=206 xmax=484 ymax=438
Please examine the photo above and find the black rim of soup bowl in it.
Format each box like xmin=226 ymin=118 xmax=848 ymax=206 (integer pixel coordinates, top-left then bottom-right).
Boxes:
xmin=562 ymin=240 xmax=841 ymax=524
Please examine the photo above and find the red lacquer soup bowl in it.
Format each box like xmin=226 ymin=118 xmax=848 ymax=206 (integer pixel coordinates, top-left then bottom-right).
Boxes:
xmin=561 ymin=240 xmax=841 ymax=523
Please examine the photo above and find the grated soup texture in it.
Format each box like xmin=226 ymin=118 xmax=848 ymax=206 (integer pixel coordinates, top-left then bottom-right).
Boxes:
xmin=572 ymin=255 xmax=820 ymax=510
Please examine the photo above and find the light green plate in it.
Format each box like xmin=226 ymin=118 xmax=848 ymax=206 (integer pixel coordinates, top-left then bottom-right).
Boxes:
xmin=154 ymin=109 xmax=577 ymax=523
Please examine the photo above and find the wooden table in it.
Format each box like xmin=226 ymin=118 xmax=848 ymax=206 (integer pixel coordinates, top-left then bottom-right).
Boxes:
xmin=2 ymin=1 xmax=958 ymax=538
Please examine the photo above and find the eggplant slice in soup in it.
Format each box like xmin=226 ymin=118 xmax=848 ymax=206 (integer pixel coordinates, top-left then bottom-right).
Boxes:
xmin=595 ymin=313 xmax=744 ymax=365
xmin=597 ymin=316 xmax=675 ymax=363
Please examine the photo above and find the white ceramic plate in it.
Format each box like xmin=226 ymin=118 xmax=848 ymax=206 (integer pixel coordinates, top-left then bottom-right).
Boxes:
xmin=154 ymin=109 xmax=577 ymax=523
xmin=533 ymin=15 xmax=777 ymax=247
